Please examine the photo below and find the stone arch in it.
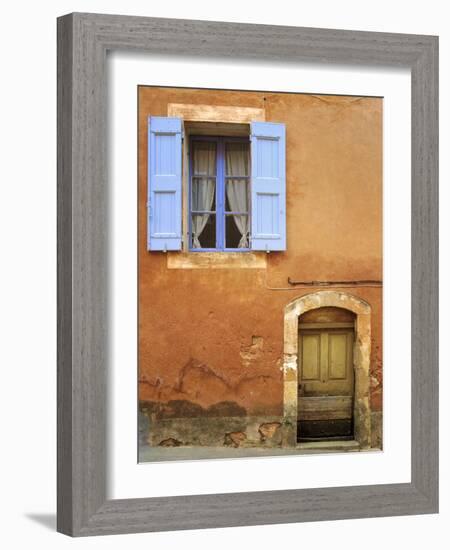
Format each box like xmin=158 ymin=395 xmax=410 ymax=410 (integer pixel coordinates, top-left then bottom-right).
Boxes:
xmin=282 ymin=290 xmax=371 ymax=449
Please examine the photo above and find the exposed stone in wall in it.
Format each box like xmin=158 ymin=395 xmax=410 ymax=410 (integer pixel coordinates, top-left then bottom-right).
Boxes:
xmin=259 ymin=422 xmax=282 ymax=445
xmin=224 ymin=431 xmax=247 ymax=448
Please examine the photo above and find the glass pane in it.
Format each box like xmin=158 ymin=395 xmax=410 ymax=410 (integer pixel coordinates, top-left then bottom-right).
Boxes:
xmin=192 ymin=177 xmax=216 ymax=212
xmin=225 ymin=179 xmax=249 ymax=213
xmin=191 ymin=214 xmax=216 ymax=249
xmin=226 ymin=214 xmax=249 ymax=249
xmin=225 ymin=142 xmax=250 ymax=177
xmin=192 ymin=141 xmax=217 ymax=176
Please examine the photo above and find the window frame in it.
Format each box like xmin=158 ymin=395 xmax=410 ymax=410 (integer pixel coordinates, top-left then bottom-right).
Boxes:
xmin=188 ymin=134 xmax=251 ymax=252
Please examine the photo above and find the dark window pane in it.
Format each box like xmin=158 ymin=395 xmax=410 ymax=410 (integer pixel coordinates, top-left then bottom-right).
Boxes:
xmin=192 ymin=141 xmax=217 ymax=176
xmin=191 ymin=214 xmax=216 ymax=249
xmin=226 ymin=214 xmax=249 ymax=249
xmin=225 ymin=179 xmax=249 ymax=213
xmin=192 ymin=177 xmax=216 ymax=212
xmin=225 ymin=142 xmax=250 ymax=177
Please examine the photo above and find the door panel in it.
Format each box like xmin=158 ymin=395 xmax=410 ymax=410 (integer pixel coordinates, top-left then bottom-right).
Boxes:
xmin=301 ymin=333 xmax=321 ymax=380
xmin=328 ymin=333 xmax=348 ymax=379
xmin=298 ymin=326 xmax=355 ymax=441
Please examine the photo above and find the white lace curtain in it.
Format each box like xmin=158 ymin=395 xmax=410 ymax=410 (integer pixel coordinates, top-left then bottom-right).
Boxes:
xmin=192 ymin=143 xmax=216 ymax=249
xmin=225 ymin=143 xmax=250 ymax=248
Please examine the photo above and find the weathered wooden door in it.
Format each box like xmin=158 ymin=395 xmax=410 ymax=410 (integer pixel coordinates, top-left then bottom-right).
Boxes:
xmin=298 ymin=323 xmax=355 ymax=441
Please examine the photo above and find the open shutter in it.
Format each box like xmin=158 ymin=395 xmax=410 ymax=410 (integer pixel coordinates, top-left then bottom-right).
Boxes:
xmin=250 ymin=122 xmax=286 ymax=251
xmin=147 ymin=116 xmax=182 ymax=251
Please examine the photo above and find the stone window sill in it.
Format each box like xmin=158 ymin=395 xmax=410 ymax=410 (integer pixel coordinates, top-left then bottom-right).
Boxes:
xmin=167 ymin=251 xmax=267 ymax=269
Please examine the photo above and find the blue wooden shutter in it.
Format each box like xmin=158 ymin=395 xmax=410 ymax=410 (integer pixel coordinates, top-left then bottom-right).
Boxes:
xmin=250 ymin=122 xmax=286 ymax=251
xmin=147 ymin=116 xmax=182 ymax=251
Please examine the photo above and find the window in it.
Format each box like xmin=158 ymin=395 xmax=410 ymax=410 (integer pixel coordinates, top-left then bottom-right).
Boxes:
xmin=147 ymin=116 xmax=286 ymax=252
xmin=190 ymin=137 xmax=250 ymax=251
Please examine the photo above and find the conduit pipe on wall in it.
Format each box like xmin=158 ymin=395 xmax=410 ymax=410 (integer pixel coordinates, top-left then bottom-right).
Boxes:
xmin=287 ymin=277 xmax=383 ymax=287
xmin=262 ymin=271 xmax=383 ymax=291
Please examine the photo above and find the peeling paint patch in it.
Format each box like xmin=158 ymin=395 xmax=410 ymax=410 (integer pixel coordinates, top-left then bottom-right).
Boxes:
xmin=240 ymin=336 xmax=264 ymax=368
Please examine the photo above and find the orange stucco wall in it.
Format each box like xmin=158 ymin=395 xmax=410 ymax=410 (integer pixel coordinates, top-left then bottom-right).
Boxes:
xmin=138 ymin=86 xmax=382 ymax=422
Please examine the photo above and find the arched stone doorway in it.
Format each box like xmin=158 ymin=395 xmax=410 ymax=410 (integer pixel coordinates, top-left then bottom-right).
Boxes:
xmin=282 ymin=291 xmax=371 ymax=449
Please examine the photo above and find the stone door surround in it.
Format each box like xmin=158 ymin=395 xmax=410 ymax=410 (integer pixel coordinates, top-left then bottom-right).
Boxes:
xmin=282 ymin=291 xmax=371 ymax=449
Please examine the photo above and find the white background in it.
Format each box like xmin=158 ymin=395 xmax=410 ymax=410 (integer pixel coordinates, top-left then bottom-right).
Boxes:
xmin=110 ymin=54 xmax=411 ymax=498
xmin=0 ymin=1 xmax=447 ymax=548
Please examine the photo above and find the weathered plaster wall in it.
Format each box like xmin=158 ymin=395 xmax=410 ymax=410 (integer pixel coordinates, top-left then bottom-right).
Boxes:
xmin=138 ymin=86 xmax=382 ymax=449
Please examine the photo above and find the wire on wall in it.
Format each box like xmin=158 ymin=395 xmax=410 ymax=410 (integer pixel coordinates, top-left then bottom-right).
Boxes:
xmin=263 ymin=271 xmax=382 ymax=291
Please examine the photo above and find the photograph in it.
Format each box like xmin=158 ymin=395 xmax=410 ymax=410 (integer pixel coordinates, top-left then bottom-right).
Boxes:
xmin=138 ymin=85 xmax=383 ymax=461
xmin=0 ymin=0 xmax=443 ymax=543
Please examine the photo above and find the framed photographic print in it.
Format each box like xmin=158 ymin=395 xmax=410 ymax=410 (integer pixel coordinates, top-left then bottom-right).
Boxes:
xmin=57 ymin=13 xmax=438 ymax=536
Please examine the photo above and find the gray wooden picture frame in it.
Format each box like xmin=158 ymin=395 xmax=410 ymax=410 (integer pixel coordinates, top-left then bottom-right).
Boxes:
xmin=57 ymin=12 xmax=439 ymax=537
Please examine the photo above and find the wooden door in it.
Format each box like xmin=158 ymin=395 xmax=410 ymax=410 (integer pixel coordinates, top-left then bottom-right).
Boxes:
xmin=298 ymin=324 xmax=355 ymax=441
